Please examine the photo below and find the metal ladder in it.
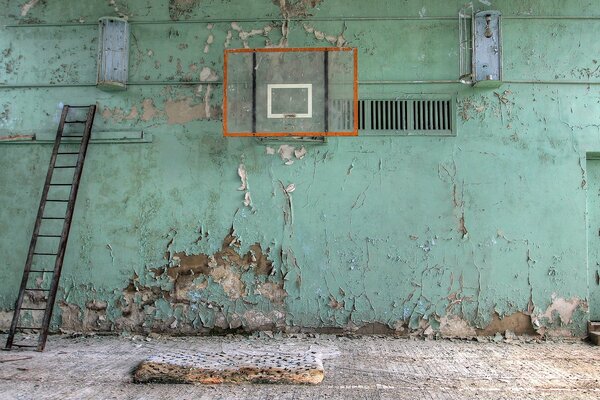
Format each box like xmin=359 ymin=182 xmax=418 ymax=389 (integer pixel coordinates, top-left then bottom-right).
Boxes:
xmin=4 ymin=105 xmax=96 ymax=351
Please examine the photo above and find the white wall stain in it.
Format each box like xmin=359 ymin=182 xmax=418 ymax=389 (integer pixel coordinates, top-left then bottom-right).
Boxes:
xmin=20 ymin=0 xmax=39 ymax=16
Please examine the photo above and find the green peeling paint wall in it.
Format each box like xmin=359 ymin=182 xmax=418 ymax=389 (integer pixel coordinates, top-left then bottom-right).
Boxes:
xmin=1 ymin=0 xmax=599 ymax=337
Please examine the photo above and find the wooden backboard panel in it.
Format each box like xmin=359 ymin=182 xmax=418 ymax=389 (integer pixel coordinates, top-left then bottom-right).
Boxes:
xmin=223 ymin=47 xmax=358 ymax=137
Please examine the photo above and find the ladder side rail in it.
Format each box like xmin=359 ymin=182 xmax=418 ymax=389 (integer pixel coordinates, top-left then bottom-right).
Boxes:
xmin=37 ymin=105 xmax=96 ymax=351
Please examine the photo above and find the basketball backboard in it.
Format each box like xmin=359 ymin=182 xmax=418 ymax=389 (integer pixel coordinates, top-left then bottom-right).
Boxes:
xmin=223 ymin=47 xmax=358 ymax=137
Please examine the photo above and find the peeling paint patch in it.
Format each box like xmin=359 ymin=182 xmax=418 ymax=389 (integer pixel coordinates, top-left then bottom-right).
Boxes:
xmin=199 ymin=67 xmax=218 ymax=82
xmin=230 ymin=22 xmax=279 ymax=48
xmin=118 ymin=230 xmax=281 ymax=333
xmin=302 ymin=23 xmax=347 ymax=47
xmin=141 ymin=99 xmax=160 ymax=121
xmin=273 ymin=145 xmax=307 ymax=165
xmin=102 ymin=106 xmax=139 ymax=122
xmin=237 ymin=164 xmax=248 ymax=191
xmin=204 ymin=31 xmax=214 ymax=54
xmin=164 ymin=96 xmax=215 ymax=124
xmin=20 ymin=0 xmax=39 ymax=16
xmin=476 ymin=312 xmax=536 ymax=336
xmin=274 ymin=0 xmax=322 ymax=18
xmin=439 ymin=315 xmax=477 ymax=337
xmin=210 ymin=265 xmax=246 ymax=300
xmin=294 ymin=147 xmax=307 ymax=159
xmin=243 ymin=192 xmax=252 ymax=207
xmin=256 ymin=282 xmax=287 ymax=304
xmin=540 ymin=295 xmax=587 ymax=325
xmin=0 ymin=310 xmax=12 ymax=330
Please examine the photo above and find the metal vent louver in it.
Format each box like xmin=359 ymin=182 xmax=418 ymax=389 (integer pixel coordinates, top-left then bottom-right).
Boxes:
xmin=330 ymin=98 xmax=454 ymax=136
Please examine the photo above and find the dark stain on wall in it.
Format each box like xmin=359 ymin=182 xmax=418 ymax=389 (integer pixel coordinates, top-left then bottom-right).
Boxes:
xmin=168 ymin=0 xmax=201 ymax=20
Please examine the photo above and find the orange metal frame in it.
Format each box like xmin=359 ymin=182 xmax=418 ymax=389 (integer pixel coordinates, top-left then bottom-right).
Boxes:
xmin=223 ymin=47 xmax=359 ymax=137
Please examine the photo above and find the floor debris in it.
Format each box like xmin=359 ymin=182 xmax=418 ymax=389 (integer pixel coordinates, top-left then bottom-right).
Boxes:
xmin=133 ymin=349 xmax=324 ymax=384
xmin=1 ymin=333 xmax=599 ymax=399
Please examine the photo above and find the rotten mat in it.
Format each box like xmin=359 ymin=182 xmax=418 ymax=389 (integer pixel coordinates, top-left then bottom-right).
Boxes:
xmin=133 ymin=349 xmax=324 ymax=385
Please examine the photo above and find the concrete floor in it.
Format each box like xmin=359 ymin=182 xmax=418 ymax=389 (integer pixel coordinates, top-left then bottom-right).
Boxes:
xmin=1 ymin=333 xmax=599 ymax=400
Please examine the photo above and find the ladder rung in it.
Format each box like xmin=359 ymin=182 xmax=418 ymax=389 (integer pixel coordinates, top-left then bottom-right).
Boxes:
xmin=29 ymin=270 xmax=54 ymax=273
xmin=11 ymin=344 xmax=39 ymax=348
xmin=56 ymin=152 xmax=79 ymax=155
xmin=46 ymin=199 xmax=69 ymax=202
xmin=24 ymin=288 xmax=50 ymax=292
xmin=66 ymin=105 xmax=92 ymax=109
xmin=42 ymin=217 xmax=64 ymax=220
xmin=20 ymin=307 xmax=46 ymax=311
xmin=64 ymin=120 xmax=87 ymax=124
xmin=53 ymin=166 xmax=77 ymax=169
xmin=61 ymin=135 xmax=83 ymax=138
xmin=35 ymin=234 xmax=61 ymax=238
xmin=16 ymin=326 xmax=41 ymax=330
xmin=32 ymin=253 xmax=57 ymax=256
xmin=49 ymin=183 xmax=72 ymax=186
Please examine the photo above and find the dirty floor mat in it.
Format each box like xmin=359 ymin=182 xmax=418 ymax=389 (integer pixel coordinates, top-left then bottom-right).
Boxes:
xmin=133 ymin=349 xmax=324 ymax=384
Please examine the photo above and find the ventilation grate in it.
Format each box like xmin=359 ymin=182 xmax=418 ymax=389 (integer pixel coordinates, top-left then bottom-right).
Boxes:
xmin=329 ymin=98 xmax=454 ymax=136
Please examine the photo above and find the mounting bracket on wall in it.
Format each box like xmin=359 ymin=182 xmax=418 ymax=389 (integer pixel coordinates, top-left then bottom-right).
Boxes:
xmin=459 ymin=6 xmax=503 ymax=88
xmin=97 ymin=17 xmax=130 ymax=91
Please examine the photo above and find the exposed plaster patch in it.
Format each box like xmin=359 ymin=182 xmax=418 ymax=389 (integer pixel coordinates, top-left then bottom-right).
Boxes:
xmin=255 ymin=282 xmax=287 ymax=304
xmin=199 ymin=67 xmax=218 ymax=82
xmin=203 ymin=85 xmax=213 ymax=118
xmin=141 ymin=99 xmax=161 ymax=121
xmin=59 ymin=302 xmax=81 ymax=330
xmin=274 ymin=0 xmax=322 ymax=18
xmin=476 ymin=312 xmax=536 ymax=336
xmin=302 ymin=23 xmax=347 ymax=47
xmin=242 ymin=309 xmax=284 ymax=331
xmin=204 ymin=33 xmax=214 ymax=54
xmin=0 ymin=310 xmax=12 ymax=330
xmin=328 ymin=296 xmax=344 ymax=310
xmin=243 ymin=192 xmax=252 ymax=207
xmin=238 ymin=164 xmax=248 ymax=191
xmin=20 ymin=0 xmax=39 ymax=16
xmin=439 ymin=315 xmax=477 ymax=337
xmin=457 ymin=96 xmax=489 ymax=121
xmin=540 ymin=295 xmax=587 ymax=325
xmin=273 ymin=145 xmax=307 ymax=165
xmin=279 ymin=145 xmax=295 ymax=165
xmin=86 ymin=300 xmax=107 ymax=311
xmin=230 ymin=22 xmax=278 ymax=48
xmin=238 ymin=163 xmax=252 ymax=207
xmin=164 ymin=95 xmax=218 ymax=124
xmin=224 ymin=30 xmax=233 ymax=48
xmin=101 ymin=106 xmax=139 ymax=122
xmin=294 ymin=147 xmax=307 ymax=159
xmin=210 ymin=265 xmax=246 ymax=300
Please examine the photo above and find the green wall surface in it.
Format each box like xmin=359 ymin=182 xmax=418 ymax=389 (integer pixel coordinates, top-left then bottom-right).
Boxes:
xmin=1 ymin=0 xmax=599 ymax=337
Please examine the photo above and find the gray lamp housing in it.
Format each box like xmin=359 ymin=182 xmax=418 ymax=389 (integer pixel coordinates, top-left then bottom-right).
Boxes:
xmin=459 ymin=8 xmax=503 ymax=88
xmin=473 ymin=11 xmax=502 ymax=87
xmin=97 ymin=17 xmax=130 ymax=91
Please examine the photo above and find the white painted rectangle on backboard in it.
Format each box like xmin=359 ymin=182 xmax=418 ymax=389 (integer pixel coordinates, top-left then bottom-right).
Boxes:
xmin=267 ymin=84 xmax=313 ymax=119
